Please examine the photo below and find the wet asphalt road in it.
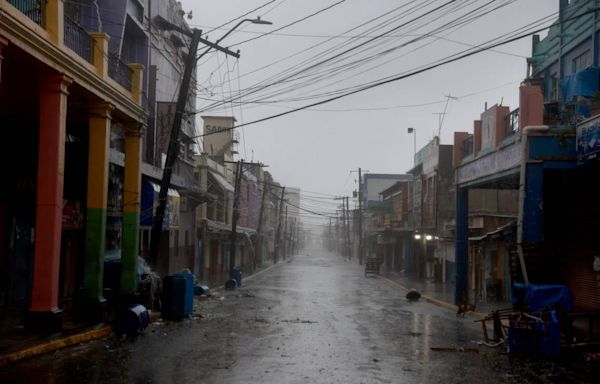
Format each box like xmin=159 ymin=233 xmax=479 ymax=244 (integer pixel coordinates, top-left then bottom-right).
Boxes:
xmin=1 ymin=247 xmax=598 ymax=383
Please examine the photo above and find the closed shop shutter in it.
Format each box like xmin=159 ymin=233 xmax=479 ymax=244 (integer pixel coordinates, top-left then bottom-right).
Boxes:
xmin=565 ymin=255 xmax=600 ymax=310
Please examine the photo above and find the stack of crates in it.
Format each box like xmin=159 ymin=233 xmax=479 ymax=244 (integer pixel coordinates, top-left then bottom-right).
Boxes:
xmin=162 ymin=273 xmax=194 ymax=320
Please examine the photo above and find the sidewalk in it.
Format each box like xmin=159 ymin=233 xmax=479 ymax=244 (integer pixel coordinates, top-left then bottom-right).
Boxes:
xmin=377 ymin=271 xmax=512 ymax=318
xmin=0 ymin=260 xmax=284 ymax=367
xmin=0 ymin=321 xmax=112 ymax=367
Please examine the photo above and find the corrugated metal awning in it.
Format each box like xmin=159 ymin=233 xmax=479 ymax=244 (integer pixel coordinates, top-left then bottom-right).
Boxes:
xmin=209 ymin=170 xmax=234 ymax=193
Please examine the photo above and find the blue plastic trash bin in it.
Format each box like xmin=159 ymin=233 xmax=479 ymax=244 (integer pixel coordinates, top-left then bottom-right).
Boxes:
xmin=174 ymin=272 xmax=194 ymax=316
xmin=231 ymin=268 xmax=242 ymax=287
xmin=162 ymin=275 xmax=187 ymax=320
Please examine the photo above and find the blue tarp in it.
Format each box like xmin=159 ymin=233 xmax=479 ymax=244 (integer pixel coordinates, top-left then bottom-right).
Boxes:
xmin=512 ymin=283 xmax=574 ymax=313
xmin=560 ymin=67 xmax=600 ymax=103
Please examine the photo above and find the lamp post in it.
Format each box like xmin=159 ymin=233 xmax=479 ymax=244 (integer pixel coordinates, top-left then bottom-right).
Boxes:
xmin=407 ymin=127 xmax=416 ymax=166
xmin=196 ymin=17 xmax=272 ymax=62
xmin=149 ymin=15 xmax=272 ymax=268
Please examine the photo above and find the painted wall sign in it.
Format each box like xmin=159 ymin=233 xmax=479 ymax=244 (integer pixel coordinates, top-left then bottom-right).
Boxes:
xmin=576 ymin=114 xmax=600 ymax=162
xmin=456 ymin=140 xmax=521 ymax=184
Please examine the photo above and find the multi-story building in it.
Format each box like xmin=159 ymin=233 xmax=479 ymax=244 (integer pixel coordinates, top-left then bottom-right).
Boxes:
xmin=360 ymin=173 xmax=412 ymax=264
xmin=453 ymin=0 xmax=600 ymax=310
xmin=0 ymin=0 xmax=147 ymax=330
xmin=407 ymin=137 xmax=454 ymax=282
xmin=372 ymin=181 xmax=412 ymax=273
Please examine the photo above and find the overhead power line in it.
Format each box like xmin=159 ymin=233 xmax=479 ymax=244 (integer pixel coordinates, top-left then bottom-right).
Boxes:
xmin=228 ymin=0 xmax=348 ymax=47
xmin=194 ymin=6 xmax=594 ymax=137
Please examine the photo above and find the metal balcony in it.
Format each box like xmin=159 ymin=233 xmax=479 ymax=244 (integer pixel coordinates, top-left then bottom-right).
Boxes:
xmin=108 ymin=52 xmax=133 ymax=90
xmin=64 ymin=16 xmax=93 ymax=64
xmin=8 ymin=0 xmax=43 ymax=26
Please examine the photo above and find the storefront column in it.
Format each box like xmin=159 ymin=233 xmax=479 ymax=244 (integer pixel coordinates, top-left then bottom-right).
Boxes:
xmin=28 ymin=74 xmax=72 ymax=331
xmin=121 ymin=124 xmax=143 ymax=295
xmin=454 ymin=186 xmax=469 ymax=306
xmin=523 ymin=163 xmax=544 ymax=243
xmin=83 ymin=103 xmax=113 ymax=313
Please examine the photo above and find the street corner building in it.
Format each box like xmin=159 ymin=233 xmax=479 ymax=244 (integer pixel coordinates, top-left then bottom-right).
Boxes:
xmin=452 ymin=0 xmax=600 ymax=311
xmin=0 ymin=0 xmax=214 ymax=333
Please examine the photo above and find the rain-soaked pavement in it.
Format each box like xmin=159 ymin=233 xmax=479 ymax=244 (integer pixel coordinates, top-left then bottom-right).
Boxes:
xmin=1 ymin=247 xmax=599 ymax=383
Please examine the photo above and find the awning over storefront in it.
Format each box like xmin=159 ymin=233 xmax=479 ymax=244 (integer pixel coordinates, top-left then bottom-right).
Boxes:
xmin=203 ymin=219 xmax=256 ymax=237
xmin=140 ymin=179 xmax=180 ymax=229
xmin=469 ymin=221 xmax=515 ymax=242
xmin=209 ymin=170 xmax=234 ymax=193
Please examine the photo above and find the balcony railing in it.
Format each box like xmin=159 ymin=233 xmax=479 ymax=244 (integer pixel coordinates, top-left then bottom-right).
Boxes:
xmin=64 ymin=16 xmax=93 ymax=64
xmin=8 ymin=0 xmax=43 ymax=25
xmin=108 ymin=52 xmax=133 ymax=90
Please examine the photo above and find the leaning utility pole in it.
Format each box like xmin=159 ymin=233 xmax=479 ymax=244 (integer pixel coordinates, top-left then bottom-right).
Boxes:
xmin=148 ymin=29 xmax=202 ymax=266
xmin=274 ymin=187 xmax=286 ymax=263
xmin=148 ymin=23 xmax=240 ymax=266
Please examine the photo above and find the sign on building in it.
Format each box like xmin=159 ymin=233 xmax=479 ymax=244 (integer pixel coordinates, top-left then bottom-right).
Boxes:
xmin=577 ymin=114 xmax=600 ymax=162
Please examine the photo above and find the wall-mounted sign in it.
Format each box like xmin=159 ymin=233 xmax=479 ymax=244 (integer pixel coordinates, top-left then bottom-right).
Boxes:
xmin=456 ymin=140 xmax=521 ymax=185
xmin=576 ymin=114 xmax=600 ymax=162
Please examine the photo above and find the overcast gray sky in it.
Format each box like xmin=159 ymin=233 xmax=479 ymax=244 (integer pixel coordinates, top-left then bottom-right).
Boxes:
xmin=181 ymin=0 xmax=557 ymax=220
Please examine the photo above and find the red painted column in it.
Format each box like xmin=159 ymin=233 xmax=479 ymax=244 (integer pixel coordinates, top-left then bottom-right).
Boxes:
xmin=28 ymin=74 xmax=72 ymax=331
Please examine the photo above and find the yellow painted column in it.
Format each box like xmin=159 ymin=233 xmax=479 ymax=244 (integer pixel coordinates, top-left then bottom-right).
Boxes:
xmin=90 ymin=32 xmax=110 ymax=79
xmin=83 ymin=103 xmax=113 ymax=304
xmin=128 ymin=63 xmax=144 ymax=105
xmin=45 ymin=0 xmax=65 ymax=46
xmin=121 ymin=124 xmax=143 ymax=295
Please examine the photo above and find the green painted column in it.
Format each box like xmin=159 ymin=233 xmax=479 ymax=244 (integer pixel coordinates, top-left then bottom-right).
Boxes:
xmin=121 ymin=126 xmax=142 ymax=295
xmin=84 ymin=103 xmax=112 ymax=300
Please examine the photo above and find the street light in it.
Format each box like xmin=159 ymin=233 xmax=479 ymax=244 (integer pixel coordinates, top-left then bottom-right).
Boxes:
xmin=407 ymin=127 xmax=416 ymax=166
xmin=414 ymin=234 xmax=421 ymax=240
xmin=196 ymin=17 xmax=273 ymax=62
xmin=425 ymin=235 xmax=433 ymax=241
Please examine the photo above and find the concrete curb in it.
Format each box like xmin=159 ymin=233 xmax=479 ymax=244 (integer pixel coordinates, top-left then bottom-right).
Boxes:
xmin=0 ymin=325 xmax=112 ymax=367
xmin=376 ymin=275 xmax=486 ymax=320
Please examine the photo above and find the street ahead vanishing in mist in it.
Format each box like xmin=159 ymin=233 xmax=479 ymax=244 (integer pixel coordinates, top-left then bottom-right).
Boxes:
xmin=1 ymin=248 xmax=596 ymax=384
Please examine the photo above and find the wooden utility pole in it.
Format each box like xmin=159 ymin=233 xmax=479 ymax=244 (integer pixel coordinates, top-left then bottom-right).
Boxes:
xmin=329 ymin=217 xmax=333 ymax=251
xmin=345 ymin=196 xmax=351 ymax=260
xmin=292 ymin=218 xmax=297 ymax=256
xmin=149 ymin=29 xmax=202 ymax=266
xmin=255 ymin=181 xmax=267 ymax=267
xmin=148 ymin=23 xmax=240 ymax=267
xmin=282 ymin=206 xmax=288 ymax=261
xmin=274 ymin=187 xmax=285 ymax=263
xmin=358 ymin=167 xmax=364 ymax=265
xmin=225 ymin=160 xmax=264 ymax=279
xmin=228 ymin=160 xmax=243 ymax=276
